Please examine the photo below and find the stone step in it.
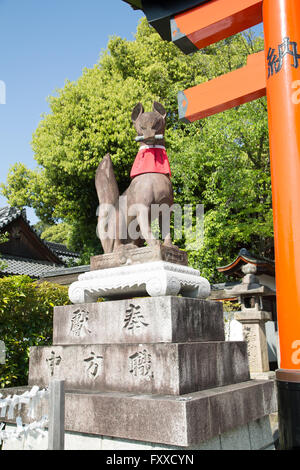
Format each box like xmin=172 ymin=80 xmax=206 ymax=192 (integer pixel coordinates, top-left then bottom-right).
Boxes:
xmin=29 ymin=341 xmax=249 ymax=395
xmin=53 ymin=297 xmax=225 ymax=345
xmin=1 ymin=380 xmax=277 ymax=447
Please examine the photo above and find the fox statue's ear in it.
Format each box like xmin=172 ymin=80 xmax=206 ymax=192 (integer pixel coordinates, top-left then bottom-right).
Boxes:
xmin=153 ymin=101 xmax=166 ymax=120
xmin=131 ymin=103 xmax=144 ymax=123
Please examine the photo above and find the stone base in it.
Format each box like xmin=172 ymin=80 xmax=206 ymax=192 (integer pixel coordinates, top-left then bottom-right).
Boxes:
xmin=90 ymin=245 xmax=188 ymax=271
xmin=2 ymin=416 xmax=275 ymax=450
xmin=28 ymin=341 xmax=250 ymax=395
xmin=1 ymin=380 xmax=277 ymax=448
xmin=68 ymin=261 xmax=210 ymax=304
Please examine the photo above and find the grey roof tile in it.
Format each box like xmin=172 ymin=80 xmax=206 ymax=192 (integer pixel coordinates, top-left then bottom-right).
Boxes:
xmin=0 ymin=206 xmax=25 ymax=229
xmin=0 ymin=206 xmax=80 ymax=267
xmin=40 ymin=264 xmax=90 ymax=278
xmin=0 ymin=255 xmax=62 ymax=279
xmin=44 ymin=241 xmax=80 ymax=259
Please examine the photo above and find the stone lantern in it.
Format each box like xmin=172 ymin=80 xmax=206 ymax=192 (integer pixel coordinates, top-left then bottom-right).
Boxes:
xmin=226 ymin=263 xmax=274 ymax=378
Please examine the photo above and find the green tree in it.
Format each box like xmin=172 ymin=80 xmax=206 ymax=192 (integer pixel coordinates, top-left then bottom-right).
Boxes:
xmin=177 ymin=98 xmax=272 ymax=280
xmin=1 ymin=19 xmax=271 ymax=281
xmin=40 ymin=222 xmax=72 ymax=247
xmin=0 ymin=276 xmax=70 ymax=388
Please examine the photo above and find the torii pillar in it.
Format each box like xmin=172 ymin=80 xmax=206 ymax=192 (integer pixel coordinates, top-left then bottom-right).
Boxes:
xmin=263 ymin=0 xmax=300 ymax=450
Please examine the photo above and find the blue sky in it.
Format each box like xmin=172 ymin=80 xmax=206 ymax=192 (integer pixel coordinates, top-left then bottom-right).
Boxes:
xmin=0 ymin=1 xmax=263 ymax=225
xmin=0 ymin=0 xmax=143 ymax=223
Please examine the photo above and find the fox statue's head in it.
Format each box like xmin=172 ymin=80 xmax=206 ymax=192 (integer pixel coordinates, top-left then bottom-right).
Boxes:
xmin=131 ymin=101 xmax=166 ymax=147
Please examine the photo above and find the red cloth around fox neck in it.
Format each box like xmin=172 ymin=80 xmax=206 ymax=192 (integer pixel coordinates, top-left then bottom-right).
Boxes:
xmin=130 ymin=145 xmax=171 ymax=179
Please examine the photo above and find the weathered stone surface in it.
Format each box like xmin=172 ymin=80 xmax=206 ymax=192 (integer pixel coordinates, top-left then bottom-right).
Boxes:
xmin=236 ymin=316 xmax=271 ymax=374
xmin=29 ymin=341 xmax=249 ymax=395
xmin=2 ymin=417 xmax=275 ymax=450
xmin=248 ymin=417 xmax=275 ymax=450
xmin=90 ymin=245 xmax=188 ymax=270
xmin=68 ymin=261 xmax=211 ymax=303
xmin=53 ymin=297 xmax=225 ymax=345
xmin=220 ymin=425 xmax=251 ymax=450
xmin=1 ymin=380 xmax=276 ymax=448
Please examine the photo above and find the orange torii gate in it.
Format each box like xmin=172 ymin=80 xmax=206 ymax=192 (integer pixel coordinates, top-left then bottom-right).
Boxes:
xmin=123 ymin=0 xmax=300 ymax=449
xmin=178 ymin=51 xmax=266 ymax=122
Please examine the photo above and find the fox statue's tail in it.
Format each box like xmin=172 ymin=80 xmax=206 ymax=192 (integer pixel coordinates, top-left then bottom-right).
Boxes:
xmin=95 ymin=153 xmax=119 ymax=253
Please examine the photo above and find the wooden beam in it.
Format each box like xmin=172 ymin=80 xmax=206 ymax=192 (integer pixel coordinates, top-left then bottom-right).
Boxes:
xmin=178 ymin=50 xmax=266 ymax=122
xmin=171 ymin=0 xmax=263 ymax=54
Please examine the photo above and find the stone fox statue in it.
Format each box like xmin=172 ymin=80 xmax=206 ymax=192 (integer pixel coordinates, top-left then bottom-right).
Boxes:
xmin=95 ymin=102 xmax=174 ymax=253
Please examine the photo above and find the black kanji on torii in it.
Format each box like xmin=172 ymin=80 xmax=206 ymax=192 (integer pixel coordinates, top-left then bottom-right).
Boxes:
xmin=268 ymin=37 xmax=300 ymax=78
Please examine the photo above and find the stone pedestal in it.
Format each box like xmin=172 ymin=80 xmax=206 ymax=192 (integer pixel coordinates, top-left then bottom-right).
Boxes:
xmin=68 ymin=261 xmax=210 ymax=303
xmin=2 ymin=252 xmax=277 ymax=449
xmin=68 ymin=247 xmax=210 ymax=303
xmin=21 ymin=290 xmax=277 ymax=448
xmin=235 ymin=310 xmax=272 ymax=374
xmin=1 ymin=382 xmax=276 ymax=450
xmin=226 ymin=263 xmax=274 ymax=375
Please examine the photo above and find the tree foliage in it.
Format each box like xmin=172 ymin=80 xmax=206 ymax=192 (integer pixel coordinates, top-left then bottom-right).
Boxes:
xmin=0 ymin=276 xmax=70 ymax=388
xmin=1 ymin=19 xmax=272 ymax=281
xmin=41 ymin=223 xmax=72 ymax=247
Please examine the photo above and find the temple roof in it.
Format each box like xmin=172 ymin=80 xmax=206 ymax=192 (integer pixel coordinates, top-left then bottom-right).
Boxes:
xmin=0 ymin=255 xmax=64 ymax=279
xmin=0 ymin=206 xmax=26 ymax=229
xmin=0 ymin=206 xmax=80 ymax=278
xmin=217 ymin=248 xmax=275 ymax=279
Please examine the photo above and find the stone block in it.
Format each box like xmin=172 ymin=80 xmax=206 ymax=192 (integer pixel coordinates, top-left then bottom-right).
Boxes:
xmin=220 ymin=424 xmax=251 ymax=450
xmin=62 ymin=381 xmax=276 ymax=447
xmin=207 ymin=380 xmax=266 ymax=437
xmin=248 ymin=416 xmax=274 ymax=450
xmin=189 ymin=435 xmax=222 ymax=450
xmin=28 ymin=341 xmax=249 ymax=395
xmin=1 ymin=380 xmax=276 ymax=448
xmin=53 ymin=297 xmax=225 ymax=345
xmin=2 ymin=419 xmax=275 ymax=450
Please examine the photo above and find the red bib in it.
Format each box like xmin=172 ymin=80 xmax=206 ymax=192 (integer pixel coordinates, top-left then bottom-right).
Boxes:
xmin=130 ymin=147 xmax=171 ymax=178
